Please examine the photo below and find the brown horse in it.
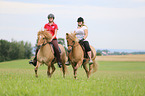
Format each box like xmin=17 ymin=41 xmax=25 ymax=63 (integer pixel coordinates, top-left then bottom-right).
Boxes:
xmin=66 ymin=32 xmax=98 ymax=79
xmin=35 ymin=30 xmax=67 ymax=78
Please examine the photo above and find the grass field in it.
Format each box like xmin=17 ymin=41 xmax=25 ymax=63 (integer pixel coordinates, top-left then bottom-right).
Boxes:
xmin=0 ymin=55 xmax=145 ymax=96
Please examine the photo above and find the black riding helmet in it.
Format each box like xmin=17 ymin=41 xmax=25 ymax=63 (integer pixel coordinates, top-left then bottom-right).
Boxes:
xmin=77 ymin=17 xmax=84 ymax=22
xmin=48 ymin=14 xmax=55 ymax=19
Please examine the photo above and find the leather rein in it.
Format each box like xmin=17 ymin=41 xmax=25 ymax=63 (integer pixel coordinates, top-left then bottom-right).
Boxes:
xmin=37 ymin=38 xmax=52 ymax=49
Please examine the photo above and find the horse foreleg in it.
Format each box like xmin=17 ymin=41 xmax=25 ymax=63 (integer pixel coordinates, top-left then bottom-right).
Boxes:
xmin=83 ymin=62 xmax=90 ymax=79
xmin=50 ymin=64 xmax=56 ymax=77
xmin=74 ymin=61 xmax=83 ymax=70
xmin=34 ymin=62 xmax=40 ymax=77
xmin=34 ymin=69 xmax=38 ymax=78
xmin=47 ymin=64 xmax=51 ymax=78
xmin=71 ymin=63 xmax=77 ymax=79
xmin=62 ymin=63 xmax=67 ymax=78
xmin=73 ymin=68 xmax=77 ymax=79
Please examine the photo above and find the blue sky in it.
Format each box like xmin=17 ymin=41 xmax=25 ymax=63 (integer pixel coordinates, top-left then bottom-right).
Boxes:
xmin=0 ymin=0 xmax=145 ymax=50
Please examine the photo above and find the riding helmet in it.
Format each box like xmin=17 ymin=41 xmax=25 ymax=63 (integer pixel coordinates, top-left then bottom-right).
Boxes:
xmin=48 ymin=14 xmax=55 ymax=19
xmin=77 ymin=17 xmax=84 ymax=22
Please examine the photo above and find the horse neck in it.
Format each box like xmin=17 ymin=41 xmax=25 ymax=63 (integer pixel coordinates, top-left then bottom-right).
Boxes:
xmin=72 ymin=42 xmax=83 ymax=56
xmin=39 ymin=44 xmax=52 ymax=55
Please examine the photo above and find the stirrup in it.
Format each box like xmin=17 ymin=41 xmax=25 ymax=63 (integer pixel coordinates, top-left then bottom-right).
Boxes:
xmin=65 ymin=61 xmax=70 ymax=66
xmin=29 ymin=60 xmax=33 ymax=64
xmin=58 ymin=62 xmax=62 ymax=68
xmin=29 ymin=60 xmax=37 ymax=66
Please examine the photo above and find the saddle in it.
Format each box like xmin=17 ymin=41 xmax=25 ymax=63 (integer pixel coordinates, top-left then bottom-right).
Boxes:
xmin=49 ymin=43 xmax=61 ymax=57
xmin=39 ymin=42 xmax=61 ymax=57
xmin=48 ymin=43 xmax=61 ymax=63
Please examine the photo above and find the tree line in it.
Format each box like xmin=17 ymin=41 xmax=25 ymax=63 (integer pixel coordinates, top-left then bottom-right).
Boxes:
xmin=96 ymin=49 xmax=145 ymax=56
xmin=0 ymin=39 xmax=32 ymax=62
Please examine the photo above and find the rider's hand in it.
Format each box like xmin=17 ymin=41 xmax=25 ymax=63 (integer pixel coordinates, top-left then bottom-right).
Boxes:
xmin=49 ymin=37 xmax=54 ymax=42
xmin=79 ymin=38 xmax=84 ymax=44
xmin=49 ymin=39 xmax=53 ymax=42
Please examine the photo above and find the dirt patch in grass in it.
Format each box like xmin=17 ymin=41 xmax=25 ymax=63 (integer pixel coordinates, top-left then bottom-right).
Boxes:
xmin=96 ymin=55 xmax=145 ymax=61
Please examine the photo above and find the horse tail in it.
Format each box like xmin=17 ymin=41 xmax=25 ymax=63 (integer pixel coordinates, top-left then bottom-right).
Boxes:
xmin=92 ymin=57 xmax=98 ymax=73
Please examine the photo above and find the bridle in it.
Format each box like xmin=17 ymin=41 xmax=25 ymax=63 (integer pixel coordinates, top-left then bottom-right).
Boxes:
xmin=37 ymin=36 xmax=51 ymax=49
xmin=68 ymin=41 xmax=75 ymax=47
xmin=67 ymin=37 xmax=79 ymax=53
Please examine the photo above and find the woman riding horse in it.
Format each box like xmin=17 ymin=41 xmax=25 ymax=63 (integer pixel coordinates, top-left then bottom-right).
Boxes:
xmin=74 ymin=17 xmax=93 ymax=64
xmin=66 ymin=17 xmax=98 ymax=79
xmin=29 ymin=14 xmax=62 ymax=68
xmin=33 ymin=30 xmax=67 ymax=78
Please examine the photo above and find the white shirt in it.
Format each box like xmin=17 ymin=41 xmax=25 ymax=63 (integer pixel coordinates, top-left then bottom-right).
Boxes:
xmin=75 ymin=26 xmax=88 ymax=40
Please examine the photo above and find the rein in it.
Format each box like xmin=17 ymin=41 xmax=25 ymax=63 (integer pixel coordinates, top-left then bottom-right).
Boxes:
xmin=42 ymin=41 xmax=52 ymax=46
xmin=37 ymin=38 xmax=51 ymax=49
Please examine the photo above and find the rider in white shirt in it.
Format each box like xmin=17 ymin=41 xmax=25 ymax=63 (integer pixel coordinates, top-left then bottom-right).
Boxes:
xmin=74 ymin=17 xmax=93 ymax=64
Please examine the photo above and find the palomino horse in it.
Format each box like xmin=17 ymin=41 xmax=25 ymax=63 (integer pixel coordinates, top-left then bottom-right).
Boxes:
xmin=66 ymin=32 xmax=98 ymax=79
xmin=35 ymin=30 xmax=67 ymax=78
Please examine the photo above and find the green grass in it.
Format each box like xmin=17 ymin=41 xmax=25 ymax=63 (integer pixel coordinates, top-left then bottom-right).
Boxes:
xmin=0 ymin=60 xmax=145 ymax=96
xmin=99 ymin=61 xmax=145 ymax=71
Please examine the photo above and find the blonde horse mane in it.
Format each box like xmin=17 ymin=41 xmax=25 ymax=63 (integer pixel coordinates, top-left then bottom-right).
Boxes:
xmin=67 ymin=32 xmax=79 ymax=42
xmin=37 ymin=30 xmax=52 ymax=40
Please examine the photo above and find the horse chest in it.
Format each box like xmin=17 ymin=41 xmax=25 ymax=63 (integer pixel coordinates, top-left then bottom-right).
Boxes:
xmin=37 ymin=48 xmax=54 ymax=63
xmin=72 ymin=48 xmax=83 ymax=57
xmin=70 ymin=50 xmax=83 ymax=63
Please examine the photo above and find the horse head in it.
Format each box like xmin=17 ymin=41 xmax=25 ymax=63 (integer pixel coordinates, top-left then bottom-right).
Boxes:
xmin=37 ymin=30 xmax=52 ymax=47
xmin=66 ymin=32 xmax=78 ymax=46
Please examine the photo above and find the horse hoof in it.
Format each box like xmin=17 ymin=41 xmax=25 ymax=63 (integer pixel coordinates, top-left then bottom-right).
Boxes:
xmin=74 ymin=77 xmax=78 ymax=80
xmin=74 ymin=76 xmax=77 ymax=79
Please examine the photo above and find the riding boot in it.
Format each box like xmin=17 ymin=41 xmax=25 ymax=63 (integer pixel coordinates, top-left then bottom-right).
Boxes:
xmin=29 ymin=48 xmax=39 ymax=66
xmin=55 ymin=49 xmax=62 ymax=68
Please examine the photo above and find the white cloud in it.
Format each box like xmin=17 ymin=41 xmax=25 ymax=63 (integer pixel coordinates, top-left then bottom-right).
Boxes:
xmin=0 ymin=1 xmax=145 ymax=50
xmin=0 ymin=1 xmax=63 ymax=14
xmin=0 ymin=1 xmax=145 ymax=19
xmin=132 ymin=0 xmax=145 ymax=2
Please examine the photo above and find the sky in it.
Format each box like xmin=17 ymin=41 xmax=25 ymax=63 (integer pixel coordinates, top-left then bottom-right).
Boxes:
xmin=0 ymin=0 xmax=145 ymax=50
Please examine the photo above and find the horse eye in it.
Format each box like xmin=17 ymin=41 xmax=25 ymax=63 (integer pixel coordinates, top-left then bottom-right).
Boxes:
xmin=43 ymin=38 xmax=45 ymax=39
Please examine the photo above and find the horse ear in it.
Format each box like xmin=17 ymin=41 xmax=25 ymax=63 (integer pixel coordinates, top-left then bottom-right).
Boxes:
xmin=66 ymin=33 xmax=68 ymax=35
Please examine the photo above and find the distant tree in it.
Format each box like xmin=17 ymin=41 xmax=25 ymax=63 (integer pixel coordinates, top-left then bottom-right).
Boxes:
xmin=0 ymin=39 xmax=33 ymax=62
xmin=96 ymin=50 xmax=102 ymax=56
xmin=58 ymin=38 xmax=67 ymax=54
xmin=9 ymin=40 xmax=19 ymax=60
xmin=0 ymin=40 xmax=11 ymax=61
xmin=96 ymin=52 xmax=102 ymax=56
xmin=57 ymin=38 xmax=66 ymax=46
xmin=102 ymin=49 xmax=109 ymax=53
xmin=24 ymin=42 xmax=32 ymax=59
xmin=131 ymin=52 xmax=145 ymax=55
xmin=18 ymin=41 xmax=25 ymax=59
